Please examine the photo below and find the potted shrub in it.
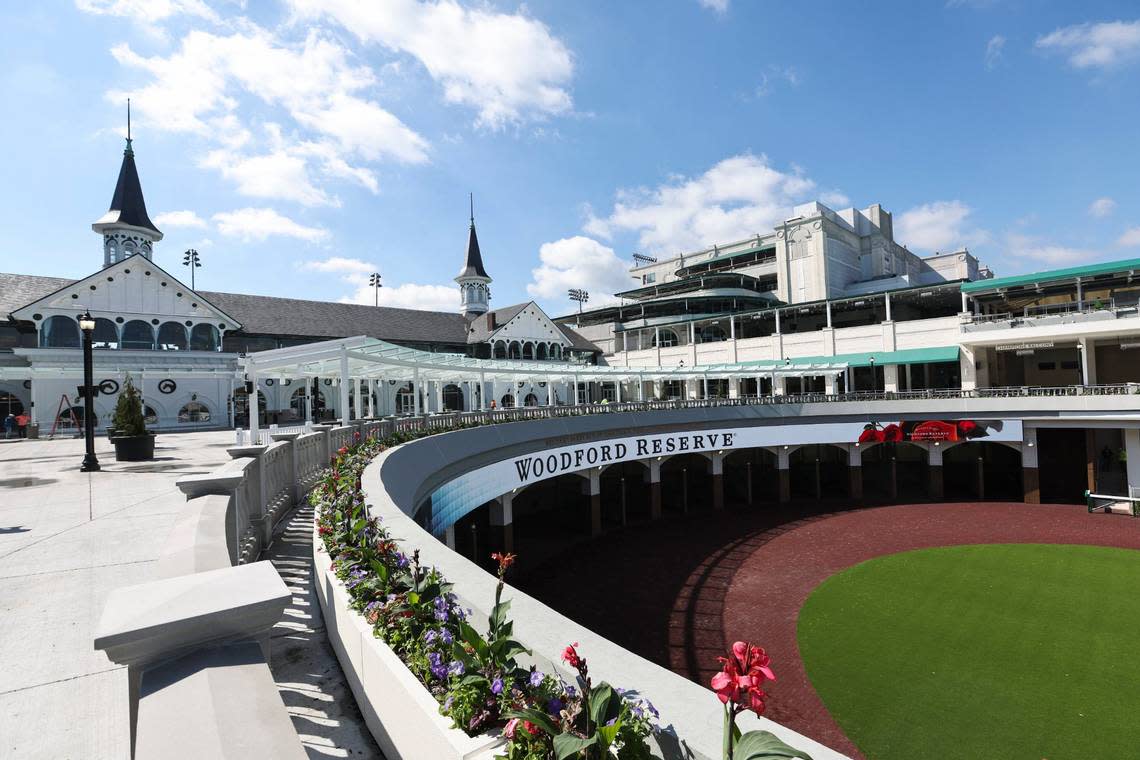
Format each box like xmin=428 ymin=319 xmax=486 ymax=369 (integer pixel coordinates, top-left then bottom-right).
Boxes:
xmin=110 ymin=375 xmax=155 ymax=461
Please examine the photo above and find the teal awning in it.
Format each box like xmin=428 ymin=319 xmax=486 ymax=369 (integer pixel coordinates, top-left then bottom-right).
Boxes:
xmin=739 ymin=345 xmax=959 ymax=370
xmin=961 ymin=257 xmax=1140 ymax=294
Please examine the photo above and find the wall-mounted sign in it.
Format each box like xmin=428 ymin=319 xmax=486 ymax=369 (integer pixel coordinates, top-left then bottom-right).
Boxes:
xmin=995 ymin=341 xmax=1054 ymax=352
xmin=858 ymin=419 xmax=1010 ymax=444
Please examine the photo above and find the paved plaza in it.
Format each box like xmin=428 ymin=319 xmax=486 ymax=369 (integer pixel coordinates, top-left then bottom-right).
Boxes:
xmin=0 ymin=432 xmax=378 ymax=759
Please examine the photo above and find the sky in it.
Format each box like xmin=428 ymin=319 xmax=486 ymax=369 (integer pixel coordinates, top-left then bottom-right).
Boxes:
xmin=1 ymin=1 xmax=1140 ymax=317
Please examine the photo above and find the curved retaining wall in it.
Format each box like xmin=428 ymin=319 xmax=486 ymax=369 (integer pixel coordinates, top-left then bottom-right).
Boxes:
xmin=330 ymin=411 xmax=854 ymax=760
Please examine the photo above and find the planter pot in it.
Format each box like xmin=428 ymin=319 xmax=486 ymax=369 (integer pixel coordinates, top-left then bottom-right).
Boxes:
xmin=313 ymin=527 xmax=503 ymax=760
xmin=111 ymin=433 xmax=155 ymax=461
xmin=105 ymin=427 xmax=119 ymax=440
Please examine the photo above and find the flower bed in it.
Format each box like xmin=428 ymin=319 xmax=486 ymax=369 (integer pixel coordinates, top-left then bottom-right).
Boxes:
xmin=314 ymin=433 xmax=660 ymax=759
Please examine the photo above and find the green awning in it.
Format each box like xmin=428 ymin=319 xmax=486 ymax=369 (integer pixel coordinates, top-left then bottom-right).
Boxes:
xmin=739 ymin=345 xmax=959 ymax=370
xmin=961 ymin=257 xmax=1140 ymax=294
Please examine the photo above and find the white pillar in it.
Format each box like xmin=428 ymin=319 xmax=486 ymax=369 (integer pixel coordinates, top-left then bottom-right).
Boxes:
xmin=961 ymin=292 xmax=969 ymax=314
xmin=885 ymin=292 xmax=892 ymax=322
xmin=615 ymin=380 xmax=622 ymax=403
xmin=353 ymin=377 xmax=362 ymax=421
xmin=774 ymin=309 xmax=781 ymax=334
xmin=824 ymin=373 xmax=837 ymax=395
xmin=435 ymin=380 xmax=444 ymax=412
xmin=412 ymin=367 xmax=421 ymax=415
xmin=491 ymin=493 xmax=514 ymax=527
xmin=249 ymin=370 xmax=260 ymax=441
xmin=1079 ymin=338 xmax=1097 ymax=386
xmin=826 ymin=301 xmax=832 ymax=328
xmin=479 ymin=372 xmax=487 ymax=410
xmin=305 ymin=377 xmax=313 ymax=423
xmin=547 ymin=378 xmax=554 ymax=406
xmin=339 ymin=348 xmax=351 ymax=422
xmin=884 ymin=365 xmax=899 ymax=393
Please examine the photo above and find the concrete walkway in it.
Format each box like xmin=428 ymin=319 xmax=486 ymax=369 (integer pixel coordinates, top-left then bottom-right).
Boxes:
xmin=0 ymin=432 xmax=379 ymax=759
xmin=267 ymin=502 xmax=383 ymax=759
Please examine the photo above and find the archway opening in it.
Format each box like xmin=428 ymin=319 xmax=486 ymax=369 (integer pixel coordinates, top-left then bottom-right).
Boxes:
xmin=789 ymin=444 xmax=849 ymax=500
xmin=600 ymin=461 xmax=652 ymax=527
xmin=41 ymin=315 xmax=80 ymax=348
xmin=943 ymin=442 xmax=1022 ymax=501
xmin=442 ymin=384 xmax=464 ymax=412
xmin=0 ymin=391 xmax=25 ymax=417
xmin=660 ymin=454 xmax=713 ymax=515
xmin=724 ymin=448 xmax=778 ymax=506
xmin=861 ymin=442 xmax=930 ymax=501
xmin=158 ymin=322 xmax=187 ymax=351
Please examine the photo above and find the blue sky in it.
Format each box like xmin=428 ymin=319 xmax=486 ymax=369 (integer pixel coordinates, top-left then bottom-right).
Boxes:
xmin=2 ymin=1 xmax=1139 ymax=316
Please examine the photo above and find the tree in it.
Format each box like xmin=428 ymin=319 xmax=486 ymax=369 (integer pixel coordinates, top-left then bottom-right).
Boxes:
xmin=112 ymin=374 xmax=146 ymax=436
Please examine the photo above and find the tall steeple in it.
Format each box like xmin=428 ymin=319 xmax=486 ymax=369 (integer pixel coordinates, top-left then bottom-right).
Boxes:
xmin=92 ymin=99 xmax=163 ymax=268
xmin=455 ymin=193 xmax=491 ymax=317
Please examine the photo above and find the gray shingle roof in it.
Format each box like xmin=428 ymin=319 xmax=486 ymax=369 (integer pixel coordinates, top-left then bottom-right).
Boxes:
xmin=465 ymin=303 xmax=529 ymax=344
xmin=0 ymin=272 xmax=599 ymax=352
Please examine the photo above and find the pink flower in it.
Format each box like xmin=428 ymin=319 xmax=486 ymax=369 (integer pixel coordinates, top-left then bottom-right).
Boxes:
xmin=561 ymin=642 xmax=582 ymax=669
xmin=711 ymin=641 xmax=775 ymax=715
xmin=504 ymin=718 xmax=519 ymax=740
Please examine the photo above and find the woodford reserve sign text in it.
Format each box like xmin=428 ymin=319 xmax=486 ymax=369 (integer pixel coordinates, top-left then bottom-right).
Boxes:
xmin=513 ymin=431 xmax=737 ymax=483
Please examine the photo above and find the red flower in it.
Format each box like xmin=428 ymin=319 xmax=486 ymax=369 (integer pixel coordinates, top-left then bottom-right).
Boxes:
xmin=337 ymin=446 xmax=349 ymax=456
xmin=711 ymin=641 xmax=775 ymax=715
xmin=318 ymin=525 xmax=331 ymax=535
xmin=491 ymin=552 xmax=517 ymax=573
xmin=504 ymin=718 xmax=519 ymax=740
xmin=561 ymin=642 xmax=582 ymax=669
xmin=858 ymin=427 xmax=885 ymax=443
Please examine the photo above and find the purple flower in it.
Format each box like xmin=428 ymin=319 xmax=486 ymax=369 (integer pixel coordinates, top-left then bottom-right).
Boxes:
xmin=439 ymin=629 xmax=454 ymax=645
xmin=491 ymin=677 xmax=504 ymax=695
xmin=447 ymin=660 xmax=465 ymax=677
xmin=429 ymin=652 xmax=447 ymax=680
xmin=433 ymin=596 xmax=450 ymax=622
xmin=396 ymin=553 xmax=410 ymax=569
xmin=529 ymin=670 xmax=544 ymax=688
xmin=423 ymin=629 xmax=438 ymax=645
xmin=605 ymin=717 xmax=617 ymax=727
xmin=548 ymin=698 xmax=564 ymax=715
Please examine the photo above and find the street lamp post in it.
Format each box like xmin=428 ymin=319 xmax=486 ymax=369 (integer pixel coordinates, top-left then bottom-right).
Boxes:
xmin=78 ymin=311 xmax=100 ymax=472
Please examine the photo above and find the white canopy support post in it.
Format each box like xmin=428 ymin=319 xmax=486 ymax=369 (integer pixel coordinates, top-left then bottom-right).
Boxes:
xmin=339 ymin=347 xmax=351 ymax=422
xmin=412 ymin=366 xmax=421 ymax=415
xmin=826 ymin=301 xmax=832 ymax=328
xmin=479 ymin=371 xmax=486 ymax=410
xmin=305 ymin=376 xmax=313 ymax=423
xmin=353 ymin=377 xmax=362 ymax=421
xmin=885 ymin=292 xmax=892 ymax=322
xmin=615 ymin=379 xmax=622 ymax=403
xmin=547 ymin=378 xmax=554 ymax=406
xmin=249 ymin=370 xmax=260 ymax=442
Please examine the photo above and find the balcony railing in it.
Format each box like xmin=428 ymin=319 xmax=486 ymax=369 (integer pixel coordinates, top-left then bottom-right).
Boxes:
xmin=962 ymin=300 xmax=1139 ymax=332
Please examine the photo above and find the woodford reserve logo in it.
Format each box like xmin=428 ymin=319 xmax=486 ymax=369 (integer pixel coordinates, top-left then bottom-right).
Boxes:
xmin=513 ymin=431 xmax=737 ymax=484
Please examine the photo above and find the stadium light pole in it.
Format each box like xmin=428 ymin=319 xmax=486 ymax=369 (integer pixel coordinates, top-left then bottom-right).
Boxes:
xmin=369 ymin=273 xmax=382 ymax=306
xmin=568 ymin=288 xmax=589 ymax=314
xmin=182 ymin=249 xmax=201 ymax=290
xmin=78 ymin=310 xmax=100 ymax=472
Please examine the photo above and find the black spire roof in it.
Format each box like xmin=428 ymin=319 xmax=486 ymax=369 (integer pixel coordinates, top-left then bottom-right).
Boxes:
xmin=97 ymin=138 xmax=161 ymax=236
xmin=457 ymin=194 xmax=489 ymax=279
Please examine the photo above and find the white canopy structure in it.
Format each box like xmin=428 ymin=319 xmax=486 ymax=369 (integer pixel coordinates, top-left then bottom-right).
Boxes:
xmin=239 ymin=335 xmax=852 ymax=438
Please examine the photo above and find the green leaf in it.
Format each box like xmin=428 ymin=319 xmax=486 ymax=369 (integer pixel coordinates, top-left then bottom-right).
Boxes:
xmin=596 ymin=720 xmax=622 ymax=746
xmin=456 ymin=673 xmax=487 ymax=689
xmin=553 ymin=732 xmax=597 ymax=760
xmin=503 ymin=707 xmax=559 ymax=737
xmin=732 ymin=730 xmax=814 ymax=760
xmin=589 ymin=682 xmax=614 ymax=729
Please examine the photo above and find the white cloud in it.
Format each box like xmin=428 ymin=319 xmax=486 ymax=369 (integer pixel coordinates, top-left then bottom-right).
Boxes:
xmin=1004 ymin=232 xmax=1094 ymax=266
xmin=1036 ymin=20 xmax=1140 ymax=69
xmin=212 ymin=208 xmax=328 ymax=242
xmin=527 ymin=236 xmax=633 ymax=314
xmin=584 ymin=153 xmax=818 ymax=255
xmin=105 ymin=25 xmax=428 ymax=204
xmin=1089 ymin=197 xmax=1117 ymax=217
xmin=76 ymin=0 xmax=219 ymax=24
xmin=1118 ymin=227 xmax=1140 ymax=247
xmin=286 ymin=0 xmax=574 ymax=128
xmin=753 ymin=65 xmax=800 ymax=97
xmin=698 ymin=0 xmax=729 ymax=15
xmin=820 ymin=190 xmax=850 ymax=208
xmin=153 ymin=209 xmax=207 ymax=228
xmin=985 ymin=35 xmax=1006 ymax=69
xmin=340 ymin=282 xmax=457 ymax=312
xmin=300 ymin=256 xmax=377 ymax=274
xmin=895 ymin=200 xmax=989 ymax=252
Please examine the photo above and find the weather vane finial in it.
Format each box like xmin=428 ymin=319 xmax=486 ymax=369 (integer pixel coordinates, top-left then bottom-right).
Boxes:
xmin=125 ymin=98 xmax=133 ymax=154
xmin=469 ymin=192 xmax=474 ymax=226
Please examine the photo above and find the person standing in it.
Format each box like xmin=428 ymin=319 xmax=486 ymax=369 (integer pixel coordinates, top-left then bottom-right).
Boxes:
xmin=15 ymin=411 xmax=29 ymax=438
xmin=3 ymin=413 xmax=14 ymax=439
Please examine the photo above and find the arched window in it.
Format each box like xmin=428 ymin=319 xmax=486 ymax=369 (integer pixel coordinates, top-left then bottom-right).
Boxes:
xmin=522 ymin=342 xmax=535 ymax=360
xmin=523 ymin=393 xmax=539 ymax=407
xmin=158 ymin=322 xmax=187 ymax=351
xmin=500 ymin=393 xmax=515 ymax=407
xmin=290 ymin=387 xmax=324 ymax=416
xmin=190 ymin=324 xmax=220 ymax=351
xmin=121 ymin=320 xmax=155 ymax=350
xmin=143 ymin=405 xmax=159 ymax=426
xmin=177 ymin=401 xmax=211 ymax=423
xmin=41 ymin=315 xmax=80 ymax=348
xmin=92 ymin=318 xmax=119 ymax=349
xmin=493 ymin=342 xmax=507 ymax=359
xmin=442 ymin=384 xmax=464 ymax=411
xmin=698 ymin=324 xmax=727 ymax=343
xmin=508 ymin=342 xmax=522 ymax=359
xmin=396 ymin=383 xmax=416 ymax=414
xmin=551 ymin=344 xmax=563 ymax=360
xmin=536 ymin=343 xmax=548 ymax=360
xmin=653 ymin=328 xmax=679 ymax=348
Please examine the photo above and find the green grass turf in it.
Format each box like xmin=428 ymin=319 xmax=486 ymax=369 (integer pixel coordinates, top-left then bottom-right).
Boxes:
xmin=796 ymin=544 xmax=1140 ymax=760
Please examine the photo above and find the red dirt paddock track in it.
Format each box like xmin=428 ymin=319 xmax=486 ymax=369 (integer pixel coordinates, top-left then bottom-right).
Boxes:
xmin=516 ymin=502 xmax=1140 ymax=759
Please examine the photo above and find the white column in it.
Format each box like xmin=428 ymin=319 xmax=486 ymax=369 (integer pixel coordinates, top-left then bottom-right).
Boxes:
xmin=339 ymin=348 xmax=351 ymax=422
xmin=435 ymin=380 xmax=444 ymax=412
xmin=885 ymin=292 xmax=892 ymax=322
xmin=961 ymin=292 xmax=969 ymax=314
xmin=728 ymin=378 xmax=739 ymax=399
xmin=825 ymin=373 xmax=837 ymax=395
xmin=774 ymin=309 xmax=781 ymax=334
xmin=547 ymin=378 xmax=554 ymax=406
xmin=884 ymin=364 xmax=899 ymax=393
xmin=1076 ymin=277 xmax=1084 ymax=307
xmin=1079 ymin=338 xmax=1097 ymax=386
xmin=826 ymin=301 xmax=832 ymax=328
xmin=615 ymin=380 xmax=622 ymax=403
xmin=702 ymin=375 xmax=709 ymax=398
xmin=412 ymin=367 xmax=421 ymax=415
xmin=353 ymin=377 xmax=362 ymax=421
xmin=305 ymin=377 xmax=313 ymax=423
xmin=249 ymin=370 xmax=260 ymax=441
xmin=479 ymin=372 xmax=487 ymax=410
xmin=490 ymin=493 xmax=514 ymax=527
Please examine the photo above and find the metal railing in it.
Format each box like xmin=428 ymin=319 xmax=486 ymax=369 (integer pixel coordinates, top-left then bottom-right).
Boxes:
xmin=962 ymin=300 xmax=1139 ymax=332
